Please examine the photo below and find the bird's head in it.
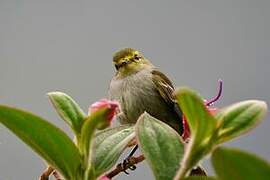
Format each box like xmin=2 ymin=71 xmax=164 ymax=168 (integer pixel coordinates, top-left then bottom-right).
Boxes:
xmin=113 ymin=48 xmax=152 ymax=76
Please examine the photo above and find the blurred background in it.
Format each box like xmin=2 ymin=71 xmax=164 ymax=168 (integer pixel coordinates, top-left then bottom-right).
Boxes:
xmin=0 ymin=0 xmax=269 ymax=179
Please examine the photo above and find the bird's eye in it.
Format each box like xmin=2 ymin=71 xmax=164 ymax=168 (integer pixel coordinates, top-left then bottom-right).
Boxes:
xmin=122 ymin=61 xmax=128 ymax=65
xmin=134 ymin=54 xmax=140 ymax=61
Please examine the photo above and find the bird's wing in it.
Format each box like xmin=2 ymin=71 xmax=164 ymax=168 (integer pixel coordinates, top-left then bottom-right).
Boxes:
xmin=152 ymin=70 xmax=175 ymax=104
xmin=151 ymin=69 xmax=182 ymax=118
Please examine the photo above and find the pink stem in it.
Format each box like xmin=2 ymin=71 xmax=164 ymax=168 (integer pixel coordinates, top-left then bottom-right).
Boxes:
xmin=206 ymin=79 xmax=223 ymax=106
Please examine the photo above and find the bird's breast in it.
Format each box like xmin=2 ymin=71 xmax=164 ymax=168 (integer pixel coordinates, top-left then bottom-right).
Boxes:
xmin=109 ymin=69 xmax=168 ymax=124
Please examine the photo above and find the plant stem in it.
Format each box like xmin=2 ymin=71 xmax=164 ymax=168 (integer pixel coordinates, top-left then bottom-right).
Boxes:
xmin=39 ymin=166 xmax=54 ymax=180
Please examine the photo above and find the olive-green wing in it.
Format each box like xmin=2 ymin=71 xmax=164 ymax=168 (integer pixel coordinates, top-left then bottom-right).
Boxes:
xmin=152 ymin=70 xmax=176 ymax=104
xmin=152 ymin=69 xmax=183 ymax=134
xmin=151 ymin=70 xmax=182 ymax=114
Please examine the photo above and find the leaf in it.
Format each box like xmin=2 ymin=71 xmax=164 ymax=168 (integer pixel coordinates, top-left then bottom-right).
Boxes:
xmin=94 ymin=124 xmax=133 ymax=147
xmin=0 ymin=105 xmax=82 ymax=179
xmin=216 ymin=100 xmax=267 ymax=144
xmin=212 ymin=147 xmax=270 ymax=180
xmin=175 ymin=87 xmax=217 ymax=145
xmin=80 ymin=109 xmax=108 ymax=164
xmin=48 ymin=92 xmax=86 ymax=134
xmin=93 ymin=125 xmax=135 ymax=176
xmin=174 ymin=87 xmax=218 ymax=179
xmin=136 ymin=112 xmax=184 ymax=180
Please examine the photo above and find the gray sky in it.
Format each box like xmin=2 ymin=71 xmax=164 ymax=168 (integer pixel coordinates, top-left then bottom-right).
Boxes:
xmin=0 ymin=0 xmax=269 ymax=179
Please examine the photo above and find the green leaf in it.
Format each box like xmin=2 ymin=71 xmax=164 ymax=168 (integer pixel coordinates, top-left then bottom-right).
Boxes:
xmin=212 ymin=147 xmax=270 ymax=180
xmin=216 ymin=100 xmax=267 ymax=144
xmin=136 ymin=112 xmax=184 ymax=180
xmin=48 ymin=92 xmax=86 ymax=134
xmin=176 ymin=87 xmax=217 ymax=145
xmin=80 ymin=109 xmax=108 ymax=164
xmin=174 ymin=87 xmax=218 ymax=179
xmin=93 ymin=125 xmax=135 ymax=176
xmin=94 ymin=124 xmax=133 ymax=148
xmin=0 ymin=105 xmax=82 ymax=180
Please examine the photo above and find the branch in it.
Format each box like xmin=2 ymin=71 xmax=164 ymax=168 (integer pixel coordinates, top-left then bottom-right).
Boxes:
xmin=39 ymin=166 xmax=63 ymax=180
xmin=106 ymin=155 xmax=145 ymax=179
xmin=39 ymin=166 xmax=54 ymax=180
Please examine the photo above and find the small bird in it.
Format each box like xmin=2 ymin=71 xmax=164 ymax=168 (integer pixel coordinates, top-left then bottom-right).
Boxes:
xmin=109 ymin=48 xmax=183 ymax=134
xmin=109 ymin=48 xmax=207 ymax=176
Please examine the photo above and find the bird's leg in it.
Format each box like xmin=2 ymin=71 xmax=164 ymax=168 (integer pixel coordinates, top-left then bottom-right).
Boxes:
xmin=122 ymin=145 xmax=139 ymax=174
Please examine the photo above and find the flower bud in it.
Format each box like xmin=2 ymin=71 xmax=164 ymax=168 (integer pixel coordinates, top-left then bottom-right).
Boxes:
xmin=89 ymin=99 xmax=119 ymax=125
xmin=182 ymin=80 xmax=223 ymax=141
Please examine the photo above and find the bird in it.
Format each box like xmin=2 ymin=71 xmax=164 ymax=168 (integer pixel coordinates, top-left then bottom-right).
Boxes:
xmin=109 ymin=48 xmax=183 ymax=135
xmin=108 ymin=48 xmax=207 ymax=176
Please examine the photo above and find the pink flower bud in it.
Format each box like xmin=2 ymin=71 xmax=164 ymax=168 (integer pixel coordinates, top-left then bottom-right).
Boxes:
xmin=182 ymin=115 xmax=190 ymax=141
xmin=89 ymin=99 xmax=119 ymax=124
xmin=182 ymin=106 xmax=219 ymax=141
xmin=182 ymin=80 xmax=223 ymax=141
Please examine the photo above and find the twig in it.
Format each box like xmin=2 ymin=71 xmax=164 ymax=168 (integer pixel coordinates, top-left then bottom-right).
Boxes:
xmin=39 ymin=155 xmax=145 ymax=179
xmin=39 ymin=166 xmax=63 ymax=180
xmin=39 ymin=166 xmax=54 ymax=180
xmin=106 ymin=155 xmax=145 ymax=179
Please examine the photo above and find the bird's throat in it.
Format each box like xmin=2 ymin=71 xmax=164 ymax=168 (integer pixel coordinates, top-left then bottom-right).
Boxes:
xmin=117 ymin=63 xmax=149 ymax=78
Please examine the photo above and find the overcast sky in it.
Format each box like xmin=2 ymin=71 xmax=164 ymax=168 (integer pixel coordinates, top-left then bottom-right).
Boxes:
xmin=0 ymin=0 xmax=269 ymax=179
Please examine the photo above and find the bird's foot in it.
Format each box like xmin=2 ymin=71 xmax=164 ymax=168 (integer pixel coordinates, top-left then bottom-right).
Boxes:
xmin=122 ymin=156 xmax=137 ymax=174
xmin=121 ymin=145 xmax=139 ymax=174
